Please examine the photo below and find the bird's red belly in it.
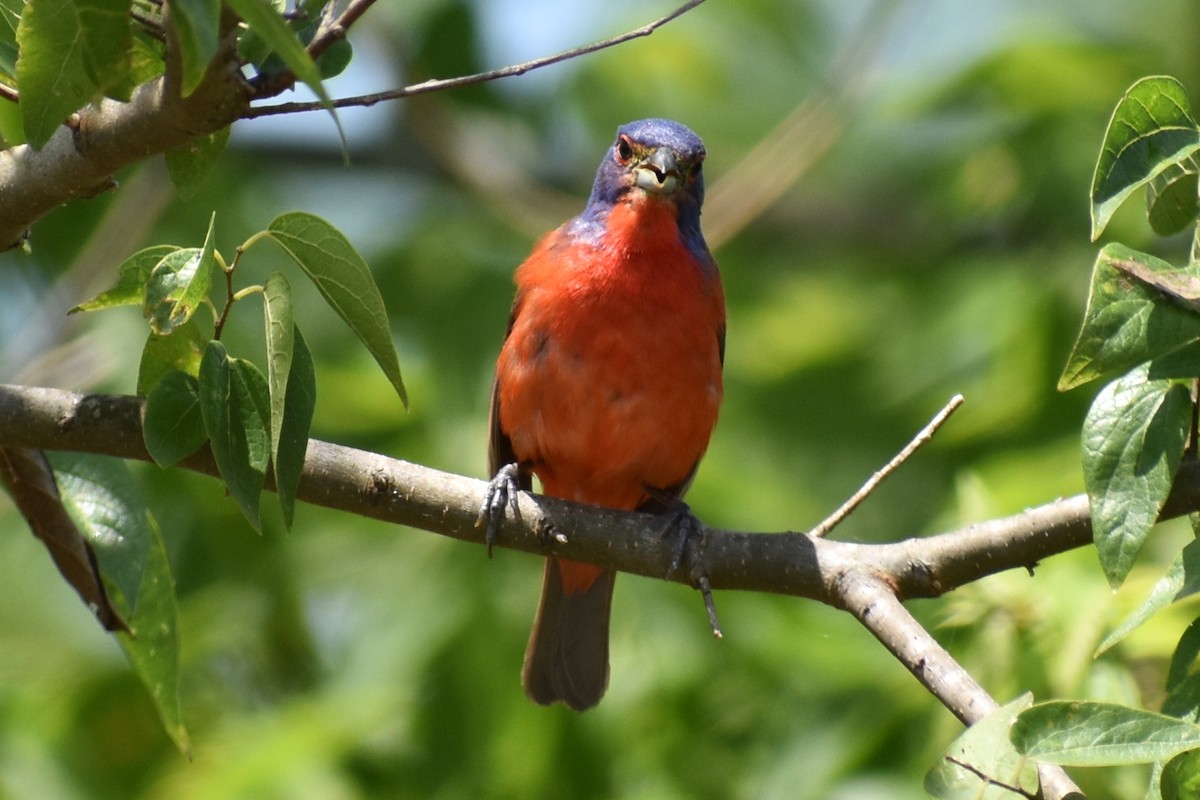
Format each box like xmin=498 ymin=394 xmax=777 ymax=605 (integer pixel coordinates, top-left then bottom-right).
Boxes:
xmin=497 ymin=278 xmax=722 ymax=511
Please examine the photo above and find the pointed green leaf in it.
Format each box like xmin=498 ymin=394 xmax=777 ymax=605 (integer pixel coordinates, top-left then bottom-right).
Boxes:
xmin=70 ymin=244 xmax=179 ymax=314
xmin=16 ymin=0 xmax=96 ymax=149
xmin=168 ymin=213 xmax=216 ymax=324
xmin=925 ymin=694 xmax=1038 ymax=799
xmin=198 ymin=341 xmax=264 ymax=529
xmin=1097 ymin=540 xmax=1200 ymax=655
xmin=1149 ymin=157 xmax=1200 ymax=237
xmin=143 ymin=369 xmax=208 ymax=467
xmin=137 ymin=318 xmax=207 ymax=396
xmin=265 ymin=212 xmax=407 ymax=407
xmin=1170 ymin=618 xmax=1200 ymax=694
xmin=262 ymin=271 xmax=294 ymax=458
xmin=275 ymin=325 xmax=314 ymax=529
xmin=143 ymin=248 xmax=205 ymax=335
xmin=73 ymin=0 xmax=132 ymax=97
xmin=49 ymin=452 xmax=148 ymax=617
xmin=1092 ymin=76 xmax=1200 ymax=240
xmin=1059 ymin=244 xmax=1200 ymax=391
xmin=169 ymin=0 xmax=219 ymax=96
xmin=1083 ymin=366 xmax=1189 ymax=588
xmin=1013 ymin=701 xmax=1200 ymax=766
xmin=230 ymin=357 xmax=271 ymax=476
xmin=49 ymin=452 xmax=190 ymax=756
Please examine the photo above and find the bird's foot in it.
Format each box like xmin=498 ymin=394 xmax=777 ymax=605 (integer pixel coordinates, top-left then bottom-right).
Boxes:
xmin=658 ymin=500 xmax=723 ymax=638
xmin=658 ymin=499 xmax=702 ymax=577
xmin=476 ymin=463 xmax=522 ymax=558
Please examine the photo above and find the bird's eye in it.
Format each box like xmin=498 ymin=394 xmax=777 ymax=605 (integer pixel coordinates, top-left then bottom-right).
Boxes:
xmin=615 ymin=136 xmax=634 ymax=163
xmin=688 ymin=161 xmax=703 ymax=180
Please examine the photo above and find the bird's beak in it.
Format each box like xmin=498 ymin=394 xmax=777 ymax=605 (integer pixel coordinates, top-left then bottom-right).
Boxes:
xmin=633 ymin=149 xmax=681 ymax=195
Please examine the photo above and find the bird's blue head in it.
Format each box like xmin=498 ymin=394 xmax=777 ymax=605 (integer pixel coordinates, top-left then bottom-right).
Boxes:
xmin=577 ymin=119 xmax=709 ymax=256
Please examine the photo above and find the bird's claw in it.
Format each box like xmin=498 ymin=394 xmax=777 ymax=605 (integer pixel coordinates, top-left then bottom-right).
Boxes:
xmin=659 ymin=499 xmax=703 ymax=576
xmin=658 ymin=500 xmax=723 ymax=638
xmin=477 ymin=463 xmax=522 ymax=558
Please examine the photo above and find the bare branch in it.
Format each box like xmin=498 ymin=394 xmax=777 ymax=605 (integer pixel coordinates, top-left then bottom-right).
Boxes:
xmin=810 ymin=394 xmax=963 ymax=538
xmin=242 ymin=0 xmax=708 ymax=118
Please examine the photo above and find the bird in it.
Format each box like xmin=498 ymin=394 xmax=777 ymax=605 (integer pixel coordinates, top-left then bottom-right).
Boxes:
xmin=483 ymin=118 xmax=726 ymax=711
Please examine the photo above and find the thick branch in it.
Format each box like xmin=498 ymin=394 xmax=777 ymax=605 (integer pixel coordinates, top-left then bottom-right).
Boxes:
xmin=5 ymin=383 xmax=1194 ymax=601
xmin=0 ymin=12 xmax=248 ymax=250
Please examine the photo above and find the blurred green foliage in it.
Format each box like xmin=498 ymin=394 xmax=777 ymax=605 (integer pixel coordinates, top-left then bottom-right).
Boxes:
xmin=4 ymin=1 xmax=1200 ymax=798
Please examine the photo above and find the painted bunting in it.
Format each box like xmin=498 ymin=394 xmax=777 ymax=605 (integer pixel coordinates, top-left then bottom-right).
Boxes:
xmin=484 ymin=118 xmax=725 ymax=710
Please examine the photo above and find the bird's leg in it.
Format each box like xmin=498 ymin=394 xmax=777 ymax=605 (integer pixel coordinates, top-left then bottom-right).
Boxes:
xmin=656 ymin=498 xmax=702 ymax=576
xmin=476 ymin=462 xmax=522 ymax=558
xmin=654 ymin=498 xmax=724 ymax=637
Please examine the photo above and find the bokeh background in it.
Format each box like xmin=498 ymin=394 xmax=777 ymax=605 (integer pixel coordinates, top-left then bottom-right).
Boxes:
xmin=2 ymin=0 xmax=1200 ymax=797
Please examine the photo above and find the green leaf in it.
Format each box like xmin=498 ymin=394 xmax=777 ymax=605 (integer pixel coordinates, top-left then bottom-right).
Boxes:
xmin=143 ymin=369 xmax=208 ymax=467
xmin=70 ymin=244 xmax=179 ymax=314
xmin=1169 ymin=618 xmax=1200 ymax=694
xmin=1059 ymin=244 xmax=1200 ymax=391
xmin=261 ymin=273 xmax=314 ymax=527
xmin=49 ymin=452 xmax=148 ymax=617
xmin=168 ymin=212 xmax=216 ymax=324
xmin=263 ymin=271 xmax=294 ymax=458
xmin=16 ymin=0 xmax=96 ymax=150
xmin=316 ymin=36 xmax=352 ymax=79
xmin=169 ymin=0 xmax=219 ymax=96
xmin=1083 ymin=366 xmax=1190 ymax=587
xmin=265 ymin=212 xmax=407 ymax=407
xmin=137 ymin=318 xmax=207 ymax=396
xmin=925 ymin=694 xmax=1038 ymax=799
xmin=230 ymin=357 xmax=271 ymax=476
xmin=198 ymin=341 xmax=265 ymax=529
xmin=1149 ymin=157 xmax=1200 ymax=237
xmin=73 ymin=0 xmax=132 ymax=97
xmin=49 ymin=452 xmax=190 ymax=756
xmin=1092 ymin=76 xmax=1200 ymax=240
xmin=1097 ymin=540 xmax=1200 ymax=655
xmin=275 ymin=325 xmax=314 ymax=529
xmin=1165 ymin=673 xmax=1200 ymax=724
xmin=165 ymin=126 xmax=230 ymax=199
xmin=1012 ymin=701 xmax=1200 ymax=766
xmin=143 ymin=247 xmax=206 ymax=335
xmin=1163 ymin=749 xmax=1200 ymax=800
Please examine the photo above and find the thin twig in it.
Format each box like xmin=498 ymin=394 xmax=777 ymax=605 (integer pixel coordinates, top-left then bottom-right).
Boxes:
xmin=809 ymin=394 xmax=964 ymax=538
xmin=242 ymin=0 xmax=708 ymax=118
xmin=0 ymin=84 xmax=17 ymax=104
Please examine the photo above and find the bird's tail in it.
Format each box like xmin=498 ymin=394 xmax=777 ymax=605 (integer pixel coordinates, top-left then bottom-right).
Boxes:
xmin=522 ymin=558 xmax=616 ymax=711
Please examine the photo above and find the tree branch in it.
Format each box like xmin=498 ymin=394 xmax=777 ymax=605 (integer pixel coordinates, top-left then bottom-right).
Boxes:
xmin=0 ymin=10 xmax=248 ymax=251
xmin=4 ymin=383 xmax=1184 ymax=800
xmin=241 ymin=0 xmax=708 ymax=118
